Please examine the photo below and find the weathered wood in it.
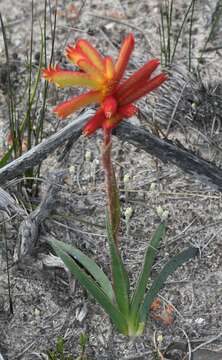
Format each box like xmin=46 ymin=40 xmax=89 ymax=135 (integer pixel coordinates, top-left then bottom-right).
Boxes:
xmin=0 ymin=186 xmax=25 ymax=215
xmin=164 ymin=341 xmax=222 ymax=360
xmin=0 ymin=110 xmax=93 ymax=185
xmin=16 ymin=170 xmax=67 ymax=259
xmin=0 ymin=112 xmax=222 ymax=192
xmin=115 ymin=122 xmax=222 ymax=192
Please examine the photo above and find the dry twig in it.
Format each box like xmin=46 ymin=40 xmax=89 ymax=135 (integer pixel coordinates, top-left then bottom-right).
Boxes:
xmin=15 ymin=170 xmax=67 ymax=259
xmin=1 ymin=113 xmax=222 ymax=193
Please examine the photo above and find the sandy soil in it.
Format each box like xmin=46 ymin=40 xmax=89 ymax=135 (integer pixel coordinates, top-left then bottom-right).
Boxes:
xmin=1 ymin=1 xmax=222 ymax=359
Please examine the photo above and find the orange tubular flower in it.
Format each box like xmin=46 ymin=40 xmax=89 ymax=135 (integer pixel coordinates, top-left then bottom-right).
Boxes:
xmin=42 ymin=33 xmax=167 ymax=135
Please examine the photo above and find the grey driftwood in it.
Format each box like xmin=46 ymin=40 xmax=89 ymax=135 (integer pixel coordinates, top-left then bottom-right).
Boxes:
xmin=0 ymin=186 xmax=25 ymax=216
xmin=15 ymin=170 xmax=67 ymax=259
xmin=1 ymin=111 xmax=222 ymax=191
xmin=0 ymin=109 xmax=94 ymax=186
xmin=1 ymin=111 xmax=221 ymax=258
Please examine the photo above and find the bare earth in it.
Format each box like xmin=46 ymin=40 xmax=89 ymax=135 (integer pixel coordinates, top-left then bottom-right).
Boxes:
xmin=1 ymin=1 xmax=222 ymax=359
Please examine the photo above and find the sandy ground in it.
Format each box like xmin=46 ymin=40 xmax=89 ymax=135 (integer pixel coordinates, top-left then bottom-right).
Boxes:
xmin=1 ymin=1 xmax=222 ymax=359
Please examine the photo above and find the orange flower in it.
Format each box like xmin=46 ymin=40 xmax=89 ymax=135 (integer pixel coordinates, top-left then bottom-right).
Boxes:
xmin=83 ymin=66 xmax=167 ymax=136
xmin=42 ymin=34 xmax=167 ymax=135
xmin=43 ymin=35 xmax=133 ymax=118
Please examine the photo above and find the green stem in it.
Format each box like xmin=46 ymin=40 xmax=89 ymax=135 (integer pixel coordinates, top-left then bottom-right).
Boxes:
xmin=127 ymin=317 xmax=144 ymax=337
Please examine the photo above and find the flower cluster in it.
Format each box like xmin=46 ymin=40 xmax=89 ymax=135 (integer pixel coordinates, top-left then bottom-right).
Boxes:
xmin=43 ymin=33 xmax=167 ymax=136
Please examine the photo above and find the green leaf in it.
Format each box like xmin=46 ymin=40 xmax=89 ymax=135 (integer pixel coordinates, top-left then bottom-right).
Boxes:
xmin=0 ymin=146 xmax=13 ymax=168
xmin=47 ymin=350 xmax=56 ymax=360
xmin=130 ymin=222 xmax=166 ymax=317
xmin=139 ymin=246 xmax=198 ymax=322
xmin=0 ymin=23 xmax=45 ymax=169
xmin=49 ymin=240 xmax=128 ymax=335
xmin=49 ymin=239 xmax=114 ymax=300
xmin=106 ymin=214 xmax=130 ymax=317
xmin=79 ymin=333 xmax=88 ymax=349
xmin=56 ymin=336 xmax=64 ymax=356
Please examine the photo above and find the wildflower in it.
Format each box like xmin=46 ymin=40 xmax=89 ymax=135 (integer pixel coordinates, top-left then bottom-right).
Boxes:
xmin=149 ymin=182 xmax=156 ymax=191
xmin=156 ymin=206 xmax=169 ymax=221
xmin=125 ymin=207 xmax=133 ymax=220
xmin=156 ymin=205 xmax=164 ymax=218
xmin=69 ymin=165 xmax=75 ymax=176
xmin=123 ymin=173 xmax=130 ymax=186
xmin=43 ymin=34 xmax=167 ymax=136
xmin=85 ymin=150 xmax=92 ymax=162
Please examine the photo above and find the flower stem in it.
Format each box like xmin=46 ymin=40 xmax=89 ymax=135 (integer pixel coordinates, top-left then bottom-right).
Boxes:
xmin=102 ymin=129 xmax=120 ymax=247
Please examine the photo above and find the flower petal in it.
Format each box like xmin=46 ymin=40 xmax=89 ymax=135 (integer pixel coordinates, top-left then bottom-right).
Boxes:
xmin=104 ymin=56 xmax=115 ymax=80
xmin=65 ymin=45 xmax=87 ymax=66
xmin=118 ymin=104 xmax=138 ymax=118
xmin=53 ymin=91 xmax=102 ymax=119
xmin=42 ymin=65 xmax=101 ymax=89
xmin=102 ymin=113 xmax=122 ymax=130
xmin=83 ymin=108 xmax=105 ymax=136
xmin=103 ymin=103 xmax=138 ymax=130
xmin=76 ymin=39 xmax=105 ymax=73
xmin=119 ymin=73 xmax=168 ymax=106
xmin=102 ymin=96 xmax=118 ymax=118
xmin=116 ymin=59 xmax=160 ymax=100
xmin=77 ymin=59 xmax=105 ymax=83
xmin=115 ymin=33 xmax=134 ymax=83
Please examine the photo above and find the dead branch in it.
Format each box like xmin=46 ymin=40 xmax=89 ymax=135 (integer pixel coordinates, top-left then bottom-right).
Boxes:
xmin=114 ymin=122 xmax=222 ymax=192
xmin=0 ymin=186 xmax=25 ymax=216
xmin=15 ymin=170 xmax=67 ymax=259
xmin=0 ymin=112 xmax=222 ymax=192
xmin=0 ymin=110 xmax=94 ymax=185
